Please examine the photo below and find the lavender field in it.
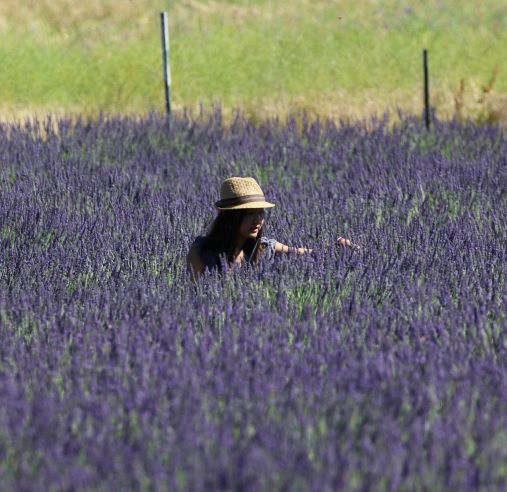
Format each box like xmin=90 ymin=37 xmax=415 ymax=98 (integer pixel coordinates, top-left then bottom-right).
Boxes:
xmin=0 ymin=111 xmax=506 ymax=491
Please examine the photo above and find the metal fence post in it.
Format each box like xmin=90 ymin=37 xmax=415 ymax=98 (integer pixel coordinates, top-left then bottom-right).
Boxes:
xmin=423 ymin=49 xmax=430 ymax=129
xmin=161 ymin=12 xmax=172 ymax=127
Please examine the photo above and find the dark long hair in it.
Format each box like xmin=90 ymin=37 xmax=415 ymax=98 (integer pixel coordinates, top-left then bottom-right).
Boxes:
xmin=201 ymin=209 xmax=268 ymax=268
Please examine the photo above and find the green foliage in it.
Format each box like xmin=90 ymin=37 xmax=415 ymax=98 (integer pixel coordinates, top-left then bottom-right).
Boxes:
xmin=0 ymin=1 xmax=505 ymax=120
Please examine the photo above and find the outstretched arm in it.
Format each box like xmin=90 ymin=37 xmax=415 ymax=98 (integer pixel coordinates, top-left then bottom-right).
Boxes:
xmin=274 ymin=236 xmax=360 ymax=255
xmin=274 ymin=241 xmax=313 ymax=255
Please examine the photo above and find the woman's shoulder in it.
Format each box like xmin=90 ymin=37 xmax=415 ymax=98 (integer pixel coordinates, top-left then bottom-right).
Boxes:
xmin=259 ymin=236 xmax=277 ymax=258
xmin=189 ymin=235 xmax=222 ymax=269
xmin=260 ymin=236 xmax=276 ymax=247
xmin=190 ymin=235 xmax=206 ymax=249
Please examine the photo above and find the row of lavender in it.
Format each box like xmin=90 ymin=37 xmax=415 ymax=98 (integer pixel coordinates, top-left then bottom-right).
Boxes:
xmin=0 ymin=111 xmax=505 ymax=490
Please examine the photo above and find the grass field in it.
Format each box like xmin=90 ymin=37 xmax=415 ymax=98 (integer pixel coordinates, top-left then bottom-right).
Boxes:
xmin=0 ymin=0 xmax=506 ymax=123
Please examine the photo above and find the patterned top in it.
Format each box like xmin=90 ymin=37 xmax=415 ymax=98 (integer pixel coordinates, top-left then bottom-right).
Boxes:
xmin=188 ymin=236 xmax=277 ymax=272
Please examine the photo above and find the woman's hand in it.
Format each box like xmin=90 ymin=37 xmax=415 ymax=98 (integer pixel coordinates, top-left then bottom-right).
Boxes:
xmin=338 ymin=236 xmax=361 ymax=251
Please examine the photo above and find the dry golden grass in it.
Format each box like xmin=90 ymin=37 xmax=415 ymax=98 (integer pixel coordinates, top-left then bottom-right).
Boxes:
xmin=8 ymin=0 xmax=493 ymax=39
xmin=2 ymin=87 xmax=505 ymax=129
xmin=0 ymin=0 xmax=344 ymax=39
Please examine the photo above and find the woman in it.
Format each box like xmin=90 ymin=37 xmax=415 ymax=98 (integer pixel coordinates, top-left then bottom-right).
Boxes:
xmin=187 ymin=176 xmax=358 ymax=282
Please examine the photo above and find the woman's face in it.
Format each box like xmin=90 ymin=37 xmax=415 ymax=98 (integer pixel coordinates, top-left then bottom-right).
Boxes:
xmin=238 ymin=208 xmax=265 ymax=241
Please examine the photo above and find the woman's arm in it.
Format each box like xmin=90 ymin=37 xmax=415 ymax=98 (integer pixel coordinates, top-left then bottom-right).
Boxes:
xmin=274 ymin=241 xmax=313 ymax=255
xmin=274 ymin=236 xmax=360 ymax=255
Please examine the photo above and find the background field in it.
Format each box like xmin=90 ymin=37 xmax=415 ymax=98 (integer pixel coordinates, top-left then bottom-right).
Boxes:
xmin=0 ymin=0 xmax=506 ymax=124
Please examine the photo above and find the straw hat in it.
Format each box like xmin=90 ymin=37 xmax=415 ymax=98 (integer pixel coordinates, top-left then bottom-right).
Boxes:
xmin=215 ymin=177 xmax=276 ymax=210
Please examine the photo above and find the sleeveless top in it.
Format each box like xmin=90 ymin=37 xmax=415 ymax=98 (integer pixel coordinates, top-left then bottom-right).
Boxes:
xmin=188 ymin=236 xmax=277 ymax=272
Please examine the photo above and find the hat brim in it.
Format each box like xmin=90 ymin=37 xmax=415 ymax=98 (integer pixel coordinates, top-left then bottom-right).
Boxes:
xmin=216 ymin=201 xmax=275 ymax=210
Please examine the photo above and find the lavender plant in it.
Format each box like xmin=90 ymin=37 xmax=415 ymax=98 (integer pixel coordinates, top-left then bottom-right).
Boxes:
xmin=0 ymin=110 xmax=505 ymax=491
